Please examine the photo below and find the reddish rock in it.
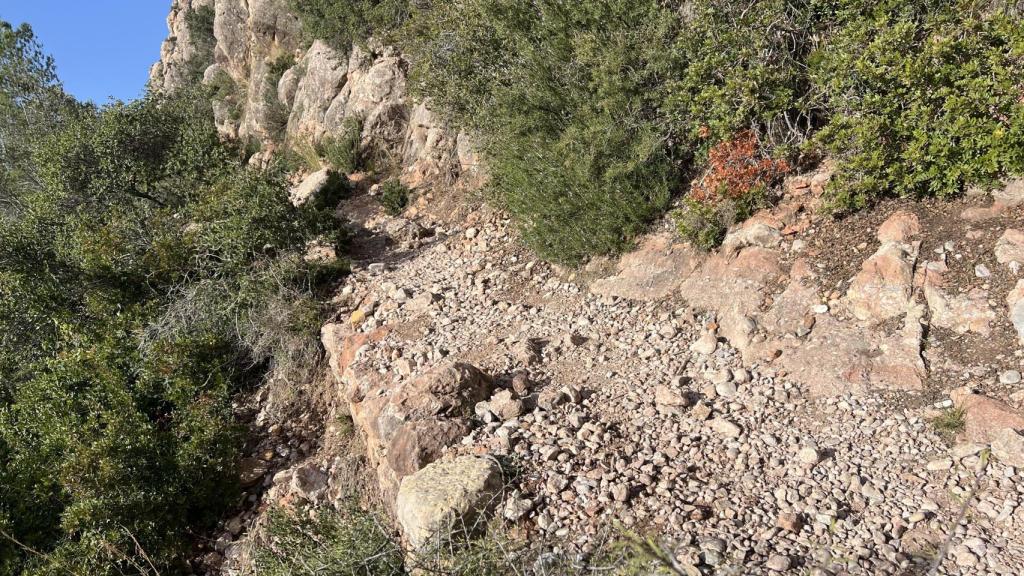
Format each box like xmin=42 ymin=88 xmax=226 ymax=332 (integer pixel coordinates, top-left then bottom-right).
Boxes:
xmin=778 ymin=306 xmax=926 ymax=397
xmin=845 ymin=241 xmax=918 ymax=322
xmin=877 ymin=211 xmax=921 ymax=243
xmin=590 ymin=233 xmax=699 ymax=301
xmin=387 ymin=418 xmax=471 ymax=478
xmin=323 ymin=322 xmax=494 ymax=507
xmin=762 ymin=259 xmax=820 ymax=337
xmin=950 ymin=387 xmax=1024 ymax=444
xmin=994 ymin=229 xmax=1024 ymax=266
xmin=679 ymin=246 xmax=784 ymax=351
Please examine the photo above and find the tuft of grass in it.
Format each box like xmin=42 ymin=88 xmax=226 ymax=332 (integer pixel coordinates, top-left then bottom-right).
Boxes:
xmin=930 ymin=407 xmax=966 ymax=437
xmin=317 ymin=117 xmax=364 ymax=174
xmin=251 ymin=505 xmax=405 ymax=576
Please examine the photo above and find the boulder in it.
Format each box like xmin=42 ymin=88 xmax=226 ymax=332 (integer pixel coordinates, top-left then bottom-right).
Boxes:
xmin=289 ymin=462 xmax=329 ymax=503
xmin=386 ymin=419 xmax=471 ymax=478
xmin=924 ymin=285 xmax=994 ymax=335
xmin=288 ymin=168 xmax=334 ymax=207
xmin=845 ymin=241 xmax=918 ymax=322
xmin=721 ymin=221 xmax=782 ymax=255
xmin=960 ymin=179 xmax=1024 ymax=221
xmin=321 ymin=322 xmax=495 ymax=506
xmin=287 ymin=40 xmax=349 ymax=144
xmin=991 ymin=428 xmax=1024 ymax=468
xmin=877 ymin=211 xmax=921 ymax=243
xmin=994 ymin=229 xmax=1024 ymax=267
xmin=396 ymin=456 xmax=503 ymax=550
xmin=679 ymin=246 xmax=784 ymax=353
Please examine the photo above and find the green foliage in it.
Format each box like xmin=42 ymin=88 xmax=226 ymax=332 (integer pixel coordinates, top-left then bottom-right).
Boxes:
xmin=378 ymin=179 xmax=409 ymax=216
xmin=931 ymin=407 xmax=967 ymax=437
xmin=252 ymin=505 xmax=404 ymax=576
xmin=673 ymin=199 xmax=727 ymax=252
xmin=403 ymin=0 xmax=678 ymax=264
xmin=0 ymin=21 xmax=75 ymax=203
xmin=0 ymin=26 xmax=346 ymax=573
xmin=184 ymin=5 xmax=217 ymax=81
xmin=401 ymin=0 xmax=1024 ymax=260
xmin=810 ymin=0 xmax=1024 ymax=211
xmin=664 ymin=0 xmax=819 ymax=157
xmin=264 ymin=53 xmax=297 ymax=138
xmin=317 ymin=117 xmax=364 ymax=173
xmin=673 ymin=189 xmax=770 ymax=252
xmin=289 ymin=0 xmax=411 ymax=50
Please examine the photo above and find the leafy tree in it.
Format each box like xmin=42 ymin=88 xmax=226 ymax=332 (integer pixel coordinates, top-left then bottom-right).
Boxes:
xmin=0 ymin=22 xmax=345 ymax=575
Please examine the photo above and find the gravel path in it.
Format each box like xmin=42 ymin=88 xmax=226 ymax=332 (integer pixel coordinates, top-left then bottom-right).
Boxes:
xmin=330 ymin=193 xmax=1024 ymax=575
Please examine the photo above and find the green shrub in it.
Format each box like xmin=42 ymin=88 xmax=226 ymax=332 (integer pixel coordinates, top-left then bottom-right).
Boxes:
xmin=264 ymin=53 xmax=296 ymax=138
xmin=403 ymin=0 xmax=679 ymax=264
xmin=401 ymin=0 xmax=1024 ymax=259
xmin=673 ymin=198 xmax=727 ymax=252
xmin=378 ymin=179 xmax=409 ymax=215
xmin=810 ymin=0 xmax=1024 ymax=212
xmin=317 ymin=117 xmax=364 ymax=173
xmin=664 ymin=0 xmax=818 ymax=157
xmin=0 ymin=36 xmax=345 ymax=572
xmin=289 ymin=0 xmax=412 ymax=49
xmin=184 ymin=5 xmax=216 ymax=81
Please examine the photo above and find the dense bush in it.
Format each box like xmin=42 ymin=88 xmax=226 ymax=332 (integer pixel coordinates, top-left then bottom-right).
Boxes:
xmin=289 ymin=0 xmax=411 ymax=49
xmin=402 ymin=0 xmax=679 ymax=264
xmin=399 ymin=0 xmax=1024 ymax=254
xmin=0 ymin=23 xmax=344 ymax=575
xmin=810 ymin=0 xmax=1024 ymax=211
xmin=378 ymin=178 xmax=410 ymax=215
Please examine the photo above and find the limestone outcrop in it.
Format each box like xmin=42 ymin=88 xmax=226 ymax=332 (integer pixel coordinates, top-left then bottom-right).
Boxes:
xmin=152 ymin=0 xmax=478 ymax=192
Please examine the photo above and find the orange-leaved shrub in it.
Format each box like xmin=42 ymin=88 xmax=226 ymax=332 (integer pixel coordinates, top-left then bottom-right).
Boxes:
xmin=676 ymin=131 xmax=790 ymax=250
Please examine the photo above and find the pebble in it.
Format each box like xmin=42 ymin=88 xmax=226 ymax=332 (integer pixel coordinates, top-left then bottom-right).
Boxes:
xmin=709 ymin=418 xmax=742 ymax=438
xmin=999 ymin=370 xmax=1022 ymax=385
xmin=798 ymin=446 xmax=822 ymax=465
xmin=766 ymin=554 xmax=792 ymax=571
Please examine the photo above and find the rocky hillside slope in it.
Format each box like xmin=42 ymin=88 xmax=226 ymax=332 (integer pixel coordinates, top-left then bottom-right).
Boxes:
xmin=305 ymin=174 xmax=1024 ymax=576
xmin=151 ymin=3 xmax=1024 ymax=576
xmin=151 ymin=0 xmax=482 ymax=191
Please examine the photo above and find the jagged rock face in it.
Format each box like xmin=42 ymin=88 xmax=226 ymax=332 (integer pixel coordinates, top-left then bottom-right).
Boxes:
xmin=152 ymin=0 xmax=478 ymax=191
xmin=150 ymin=0 xmax=216 ymax=92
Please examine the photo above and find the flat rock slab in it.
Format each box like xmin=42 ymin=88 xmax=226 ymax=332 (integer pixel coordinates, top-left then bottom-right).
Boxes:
xmin=396 ymin=455 xmax=503 ymax=550
xmin=590 ymin=233 xmax=699 ymax=301
xmin=776 ymin=307 xmax=926 ymax=397
xmin=924 ymin=284 xmax=994 ymax=336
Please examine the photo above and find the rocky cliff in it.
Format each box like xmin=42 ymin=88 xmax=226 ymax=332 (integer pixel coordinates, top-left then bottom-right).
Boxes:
xmin=151 ymin=0 xmax=482 ymax=190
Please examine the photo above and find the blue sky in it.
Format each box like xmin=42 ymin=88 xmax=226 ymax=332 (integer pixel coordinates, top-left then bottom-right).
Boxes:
xmin=0 ymin=1 xmax=171 ymax=103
